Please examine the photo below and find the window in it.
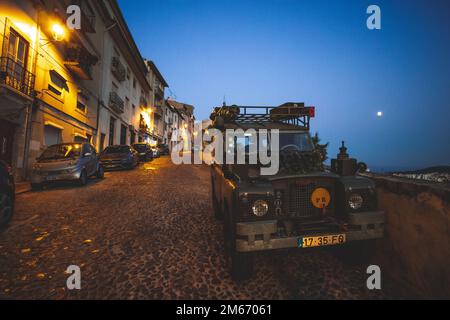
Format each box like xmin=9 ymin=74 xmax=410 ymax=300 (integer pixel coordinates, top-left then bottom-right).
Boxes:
xmin=76 ymin=92 xmax=88 ymax=113
xmin=7 ymin=29 xmax=29 ymax=84
xmin=44 ymin=125 xmax=61 ymax=147
xmin=132 ymin=78 xmax=136 ymax=89
xmin=49 ymin=70 xmax=69 ymax=91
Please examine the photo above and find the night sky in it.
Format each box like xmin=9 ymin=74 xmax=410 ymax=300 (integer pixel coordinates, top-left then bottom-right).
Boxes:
xmin=118 ymin=0 xmax=450 ymax=171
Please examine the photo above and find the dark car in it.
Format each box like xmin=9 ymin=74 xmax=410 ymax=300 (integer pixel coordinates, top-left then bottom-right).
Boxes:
xmin=157 ymin=144 xmax=170 ymax=156
xmin=0 ymin=161 xmax=15 ymax=230
xmin=31 ymin=143 xmax=104 ymax=190
xmin=132 ymin=143 xmax=153 ymax=162
xmin=100 ymin=145 xmax=139 ymax=170
xmin=210 ymin=103 xmax=384 ymax=281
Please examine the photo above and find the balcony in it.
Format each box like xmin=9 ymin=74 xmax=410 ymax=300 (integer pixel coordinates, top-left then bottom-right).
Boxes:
xmin=64 ymin=45 xmax=98 ymax=80
xmin=109 ymin=92 xmax=124 ymax=114
xmin=154 ymin=86 xmax=164 ymax=100
xmin=111 ymin=57 xmax=126 ymax=82
xmin=0 ymin=57 xmax=35 ymax=99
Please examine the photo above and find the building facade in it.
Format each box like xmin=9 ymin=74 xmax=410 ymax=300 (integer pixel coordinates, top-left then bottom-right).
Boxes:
xmin=0 ymin=0 xmax=161 ymax=181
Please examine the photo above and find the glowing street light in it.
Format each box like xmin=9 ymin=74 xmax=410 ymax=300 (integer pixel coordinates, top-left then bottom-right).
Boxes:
xmin=51 ymin=23 xmax=65 ymax=41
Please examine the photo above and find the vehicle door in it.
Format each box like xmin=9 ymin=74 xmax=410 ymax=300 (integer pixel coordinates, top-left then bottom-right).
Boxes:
xmin=80 ymin=144 xmax=94 ymax=175
xmin=89 ymin=145 xmax=99 ymax=175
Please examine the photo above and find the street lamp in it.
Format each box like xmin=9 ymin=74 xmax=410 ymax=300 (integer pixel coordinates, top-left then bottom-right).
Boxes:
xmin=51 ymin=23 xmax=65 ymax=41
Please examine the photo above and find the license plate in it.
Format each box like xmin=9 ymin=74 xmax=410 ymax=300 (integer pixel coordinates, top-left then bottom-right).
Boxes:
xmin=299 ymin=234 xmax=346 ymax=248
xmin=46 ymin=176 xmax=59 ymax=181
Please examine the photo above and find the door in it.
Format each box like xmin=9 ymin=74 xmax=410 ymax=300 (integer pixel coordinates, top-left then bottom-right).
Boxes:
xmin=7 ymin=29 xmax=29 ymax=91
xmin=0 ymin=119 xmax=15 ymax=165
xmin=120 ymin=124 xmax=127 ymax=145
xmin=81 ymin=144 xmax=95 ymax=176
xmin=109 ymin=117 xmax=116 ymax=146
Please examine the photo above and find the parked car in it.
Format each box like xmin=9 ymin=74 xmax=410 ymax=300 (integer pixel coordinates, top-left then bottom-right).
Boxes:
xmin=132 ymin=143 xmax=153 ymax=162
xmin=210 ymin=103 xmax=384 ymax=281
xmin=158 ymin=144 xmax=170 ymax=156
xmin=0 ymin=161 xmax=15 ymax=230
xmin=31 ymin=143 xmax=104 ymax=190
xmin=100 ymin=145 xmax=139 ymax=170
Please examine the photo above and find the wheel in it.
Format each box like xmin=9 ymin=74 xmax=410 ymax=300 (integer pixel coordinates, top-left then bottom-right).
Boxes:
xmin=31 ymin=183 xmax=43 ymax=191
xmin=223 ymin=207 xmax=253 ymax=281
xmin=0 ymin=191 xmax=13 ymax=230
xmin=96 ymin=165 xmax=104 ymax=179
xmin=78 ymin=169 xmax=88 ymax=186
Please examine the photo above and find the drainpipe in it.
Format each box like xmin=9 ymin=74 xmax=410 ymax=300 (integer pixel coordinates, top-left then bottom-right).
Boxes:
xmin=22 ymin=7 xmax=42 ymax=180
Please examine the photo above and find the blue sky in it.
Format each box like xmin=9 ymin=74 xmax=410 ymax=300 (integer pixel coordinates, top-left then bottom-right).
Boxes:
xmin=118 ymin=0 xmax=450 ymax=170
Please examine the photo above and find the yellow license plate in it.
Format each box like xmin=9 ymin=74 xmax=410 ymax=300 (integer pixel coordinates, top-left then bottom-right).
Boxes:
xmin=299 ymin=234 xmax=346 ymax=248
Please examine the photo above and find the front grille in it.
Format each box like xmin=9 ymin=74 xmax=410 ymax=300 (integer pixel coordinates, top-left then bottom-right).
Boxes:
xmin=287 ymin=183 xmax=318 ymax=218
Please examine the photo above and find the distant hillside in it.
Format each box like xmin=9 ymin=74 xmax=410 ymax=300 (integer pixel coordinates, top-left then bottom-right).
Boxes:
xmin=399 ymin=166 xmax=450 ymax=175
xmin=391 ymin=166 xmax=450 ymax=184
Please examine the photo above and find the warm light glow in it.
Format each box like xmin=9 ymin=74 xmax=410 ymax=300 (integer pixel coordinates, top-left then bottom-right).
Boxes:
xmin=52 ymin=23 xmax=65 ymax=41
xmin=184 ymin=124 xmax=188 ymax=129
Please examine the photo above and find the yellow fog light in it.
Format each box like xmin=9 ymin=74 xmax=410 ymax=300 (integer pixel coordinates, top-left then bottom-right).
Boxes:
xmin=311 ymin=187 xmax=331 ymax=209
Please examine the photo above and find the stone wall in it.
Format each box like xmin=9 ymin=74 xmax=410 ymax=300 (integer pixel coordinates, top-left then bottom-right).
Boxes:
xmin=370 ymin=175 xmax=450 ymax=298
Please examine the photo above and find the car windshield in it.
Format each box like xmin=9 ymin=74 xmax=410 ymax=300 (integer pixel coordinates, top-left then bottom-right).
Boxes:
xmin=39 ymin=144 xmax=81 ymax=161
xmin=102 ymin=146 xmax=130 ymax=154
xmin=133 ymin=144 xmax=147 ymax=152
xmin=279 ymin=132 xmax=314 ymax=152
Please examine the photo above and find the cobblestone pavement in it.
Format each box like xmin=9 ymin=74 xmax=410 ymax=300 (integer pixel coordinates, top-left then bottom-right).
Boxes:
xmin=0 ymin=157 xmax=407 ymax=299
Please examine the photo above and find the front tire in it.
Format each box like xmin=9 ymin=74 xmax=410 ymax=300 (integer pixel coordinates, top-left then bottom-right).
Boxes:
xmin=223 ymin=207 xmax=253 ymax=281
xmin=78 ymin=170 xmax=88 ymax=186
xmin=96 ymin=165 xmax=104 ymax=179
xmin=0 ymin=191 xmax=14 ymax=230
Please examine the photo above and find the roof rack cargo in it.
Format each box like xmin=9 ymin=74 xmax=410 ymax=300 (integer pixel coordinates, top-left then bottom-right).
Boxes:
xmin=210 ymin=102 xmax=315 ymax=129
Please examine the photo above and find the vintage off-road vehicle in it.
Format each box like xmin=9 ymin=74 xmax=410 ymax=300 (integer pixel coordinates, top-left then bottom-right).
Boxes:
xmin=209 ymin=102 xmax=385 ymax=280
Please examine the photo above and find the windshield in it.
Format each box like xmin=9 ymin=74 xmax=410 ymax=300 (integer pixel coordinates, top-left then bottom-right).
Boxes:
xmin=103 ymin=146 xmax=130 ymax=154
xmin=39 ymin=144 xmax=81 ymax=161
xmin=279 ymin=132 xmax=314 ymax=152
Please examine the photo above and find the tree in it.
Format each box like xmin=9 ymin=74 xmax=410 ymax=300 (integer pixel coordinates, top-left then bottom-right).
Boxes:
xmin=312 ymin=132 xmax=329 ymax=162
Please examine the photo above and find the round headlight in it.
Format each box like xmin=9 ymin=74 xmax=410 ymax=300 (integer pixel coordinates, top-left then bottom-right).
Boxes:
xmin=348 ymin=193 xmax=364 ymax=210
xmin=252 ymin=200 xmax=269 ymax=217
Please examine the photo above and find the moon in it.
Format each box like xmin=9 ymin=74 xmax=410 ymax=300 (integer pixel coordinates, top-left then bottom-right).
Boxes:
xmin=377 ymin=111 xmax=383 ymax=117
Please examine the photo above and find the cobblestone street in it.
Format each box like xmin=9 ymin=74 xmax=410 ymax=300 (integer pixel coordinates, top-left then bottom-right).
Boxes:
xmin=0 ymin=157 xmax=404 ymax=299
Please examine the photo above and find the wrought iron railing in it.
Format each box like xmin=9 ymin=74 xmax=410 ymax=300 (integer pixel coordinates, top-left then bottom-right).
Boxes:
xmin=0 ymin=56 xmax=35 ymax=97
xmin=109 ymin=91 xmax=124 ymax=114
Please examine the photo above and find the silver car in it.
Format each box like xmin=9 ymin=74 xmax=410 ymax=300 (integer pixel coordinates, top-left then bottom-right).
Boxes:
xmin=31 ymin=143 xmax=104 ymax=190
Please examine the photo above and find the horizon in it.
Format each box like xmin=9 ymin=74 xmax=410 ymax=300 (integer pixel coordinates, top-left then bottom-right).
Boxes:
xmin=118 ymin=0 xmax=450 ymax=170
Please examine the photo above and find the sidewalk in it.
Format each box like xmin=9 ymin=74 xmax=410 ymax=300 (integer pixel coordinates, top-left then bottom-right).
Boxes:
xmin=15 ymin=181 xmax=31 ymax=195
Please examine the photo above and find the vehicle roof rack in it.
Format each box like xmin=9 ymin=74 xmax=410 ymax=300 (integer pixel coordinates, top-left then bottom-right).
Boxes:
xmin=211 ymin=102 xmax=315 ymax=129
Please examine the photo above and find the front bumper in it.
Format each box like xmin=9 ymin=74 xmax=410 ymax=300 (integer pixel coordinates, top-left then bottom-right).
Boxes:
xmin=235 ymin=211 xmax=385 ymax=253
xmin=30 ymin=171 xmax=81 ymax=184
xmin=100 ymin=161 xmax=132 ymax=170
